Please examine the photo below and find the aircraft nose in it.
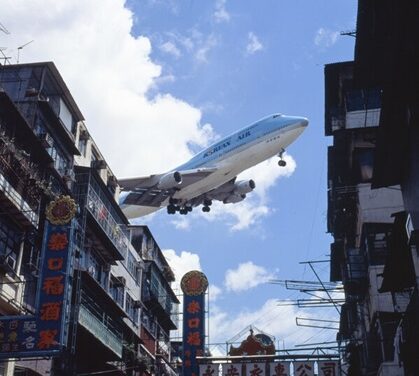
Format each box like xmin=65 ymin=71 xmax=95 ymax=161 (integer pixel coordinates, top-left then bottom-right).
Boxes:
xmin=299 ymin=117 xmax=309 ymax=128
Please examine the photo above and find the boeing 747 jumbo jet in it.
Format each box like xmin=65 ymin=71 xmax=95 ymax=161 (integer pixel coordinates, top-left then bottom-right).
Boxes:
xmin=119 ymin=114 xmax=308 ymax=217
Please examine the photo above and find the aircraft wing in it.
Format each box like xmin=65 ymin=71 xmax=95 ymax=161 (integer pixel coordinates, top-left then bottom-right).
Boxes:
xmin=119 ymin=167 xmax=218 ymax=208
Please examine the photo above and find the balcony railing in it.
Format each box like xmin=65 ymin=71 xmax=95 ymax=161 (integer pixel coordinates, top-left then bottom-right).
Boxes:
xmin=78 ymin=290 xmax=123 ymax=358
xmin=86 ymin=186 xmax=130 ymax=259
xmin=0 ymin=170 xmax=39 ymax=226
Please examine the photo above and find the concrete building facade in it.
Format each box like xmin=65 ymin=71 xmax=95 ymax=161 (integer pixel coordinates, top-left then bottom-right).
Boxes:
xmin=0 ymin=62 xmax=179 ymax=375
xmin=326 ymin=2 xmax=419 ymax=374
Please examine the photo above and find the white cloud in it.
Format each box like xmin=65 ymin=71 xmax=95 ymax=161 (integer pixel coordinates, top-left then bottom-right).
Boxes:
xmin=160 ymin=41 xmax=181 ymax=58
xmin=246 ymin=32 xmax=263 ymax=55
xmin=195 ymin=34 xmax=218 ymax=63
xmin=162 ymin=249 xmax=201 ymax=283
xmin=209 ymin=284 xmax=222 ymax=302
xmin=314 ymin=27 xmax=339 ymax=48
xmin=224 ymin=261 xmax=276 ymax=292
xmin=0 ymin=0 xmax=214 ymax=177
xmin=214 ymin=0 xmax=230 ymax=23
xmin=170 ymin=216 xmax=191 ymax=230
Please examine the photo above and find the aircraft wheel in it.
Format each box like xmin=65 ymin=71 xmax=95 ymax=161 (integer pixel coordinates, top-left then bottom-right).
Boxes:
xmin=167 ymin=205 xmax=176 ymax=214
xmin=278 ymin=160 xmax=286 ymax=167
xmin=202 ymin=206 xmax=210 ymax=213
xmin=179 ymin=209 xmax=187 ymax=215
xmin=187 ymin=206 xmax=193 ymax=212
xmin=203 ymin=199 xmax=212 ymax=206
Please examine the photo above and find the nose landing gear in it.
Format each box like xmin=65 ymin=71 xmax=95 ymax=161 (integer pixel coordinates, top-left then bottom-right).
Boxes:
xmin=278 ymin=148 xmax=287 ymax=167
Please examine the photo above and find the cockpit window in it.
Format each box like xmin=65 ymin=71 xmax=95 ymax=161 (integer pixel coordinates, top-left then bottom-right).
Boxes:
xmin=272 ymin=114 xmax=282 ymax=118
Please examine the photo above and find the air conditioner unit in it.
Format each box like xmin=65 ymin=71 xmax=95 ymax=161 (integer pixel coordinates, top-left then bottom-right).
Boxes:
xmin=0 ymin=254 xmax=16 ymax=273
xmin=5 ymin=255 xmax=16 ymax=270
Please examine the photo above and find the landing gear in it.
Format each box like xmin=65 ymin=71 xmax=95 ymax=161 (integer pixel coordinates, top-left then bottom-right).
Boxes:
xmin=169 ymin=197 xmax=179 ymax=205
xmin=202 ymin=198 xmax=212 ymax=213
xmin=278 ymin=148 xmax=286 ymax=167
xmin=202 ymin=206 xmax=211 ymax=213
xmin=167 ymin=201 xmax=193 ymax=215
xmin=167 ymin=204 xmax=177 ymax=214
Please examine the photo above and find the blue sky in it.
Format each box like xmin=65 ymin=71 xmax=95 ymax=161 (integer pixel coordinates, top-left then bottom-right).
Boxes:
xmin=2 ymin=0 xmax=357 ymax=350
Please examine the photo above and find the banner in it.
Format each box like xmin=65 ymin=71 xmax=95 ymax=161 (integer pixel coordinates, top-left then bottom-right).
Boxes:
xmin=199 ymin=364 xmax=219 ymax=376
xmin=246 ymin=362 xmax=265 ymax=376
xmin=0 ymin=196 xmax=76 ymax=359
xmin=222 ymin=363 xmax=242 ymax=376
xmin=318 ymin=361 xmax=340 ymax=376
xmin=182 ymin=271 xmax=208 ymax=376
xmin=269 ymin=361 xmax=290 ymax=376
xmin=293 ymin=361 xmax=314 ymax=376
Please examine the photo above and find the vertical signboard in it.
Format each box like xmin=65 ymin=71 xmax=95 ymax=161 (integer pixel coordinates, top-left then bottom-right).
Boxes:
xmin=181 ymin=270 xmax=208 ymax=376
xmin=0 ymin=196 xmax=76 ymax=359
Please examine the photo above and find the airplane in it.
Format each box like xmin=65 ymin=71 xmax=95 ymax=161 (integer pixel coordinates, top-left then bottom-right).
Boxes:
xmin=119 ymin=113 xmax=308 ymax=218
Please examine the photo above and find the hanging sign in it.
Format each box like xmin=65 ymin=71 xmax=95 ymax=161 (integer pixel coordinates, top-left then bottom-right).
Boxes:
xmin=182 ymin=270 xmax=208 ymax=376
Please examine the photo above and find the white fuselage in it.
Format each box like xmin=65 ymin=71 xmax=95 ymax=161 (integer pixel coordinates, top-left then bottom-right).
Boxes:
xmin=173 ymin=125 xmax=304 ymax=200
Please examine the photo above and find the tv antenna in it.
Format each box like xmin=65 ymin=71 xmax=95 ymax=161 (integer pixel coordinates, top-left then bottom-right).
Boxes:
xmin=17 ymin=40 xmax=34 ymax=63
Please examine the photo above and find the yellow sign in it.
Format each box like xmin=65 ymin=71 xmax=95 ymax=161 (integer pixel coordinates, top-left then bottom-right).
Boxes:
xmin=45 ymin=196 xmax=77 ymax=225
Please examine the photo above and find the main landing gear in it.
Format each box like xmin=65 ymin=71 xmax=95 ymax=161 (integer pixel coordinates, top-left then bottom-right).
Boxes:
xmin=202 ymin=199 xmax=212 ymax=213
xmin=167 ymin=198 xmax=193 ymax=215
xmin=166 ymin=198 xmax=213 ymax=215
xmin=167 ymin=204 xmax=192 ymax=215
xmin=278 ymin=148 xmax=286 ymax=167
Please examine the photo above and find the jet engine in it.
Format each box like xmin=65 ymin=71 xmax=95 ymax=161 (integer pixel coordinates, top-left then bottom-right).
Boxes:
xmin=157 ymin=171 xmax=182 ymax=189
xmin=223 ymin=194 xmax=246 ymax=204
xmin=233 ymin=179 xmax=256 ymax=195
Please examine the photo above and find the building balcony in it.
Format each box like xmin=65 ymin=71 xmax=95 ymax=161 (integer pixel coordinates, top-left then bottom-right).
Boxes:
xmin=0 ymin=169 xmax=39 ymax=228
xmin=78 ymin=290 xmax=124 ymax=358
xmin=85 ymin=187 xmax=128 ymax=261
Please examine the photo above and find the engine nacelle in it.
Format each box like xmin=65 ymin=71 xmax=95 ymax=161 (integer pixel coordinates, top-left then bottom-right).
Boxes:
xmin=223 ymin=194 xmax=246 ymax=204
xmin=157 ymin=171 xmax=182 ymax=189
xmin=233 ymin=179 xmax=256 ymax=195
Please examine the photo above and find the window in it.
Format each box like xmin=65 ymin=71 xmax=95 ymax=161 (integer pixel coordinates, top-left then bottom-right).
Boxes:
xmin=78 ymin=138 xmax=87 ymax=156
xmin=126 ymin=252 xmax=140 ymax=282
xmin=110 ymin=276 xmax=124 ymax=307
xmin=59 ymin=98 xmax=73 ymax=132
xmin=125 ymin=293 xmax=139 ymax=324
xmin=0 ymin=218 xmax=21 ymax=269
